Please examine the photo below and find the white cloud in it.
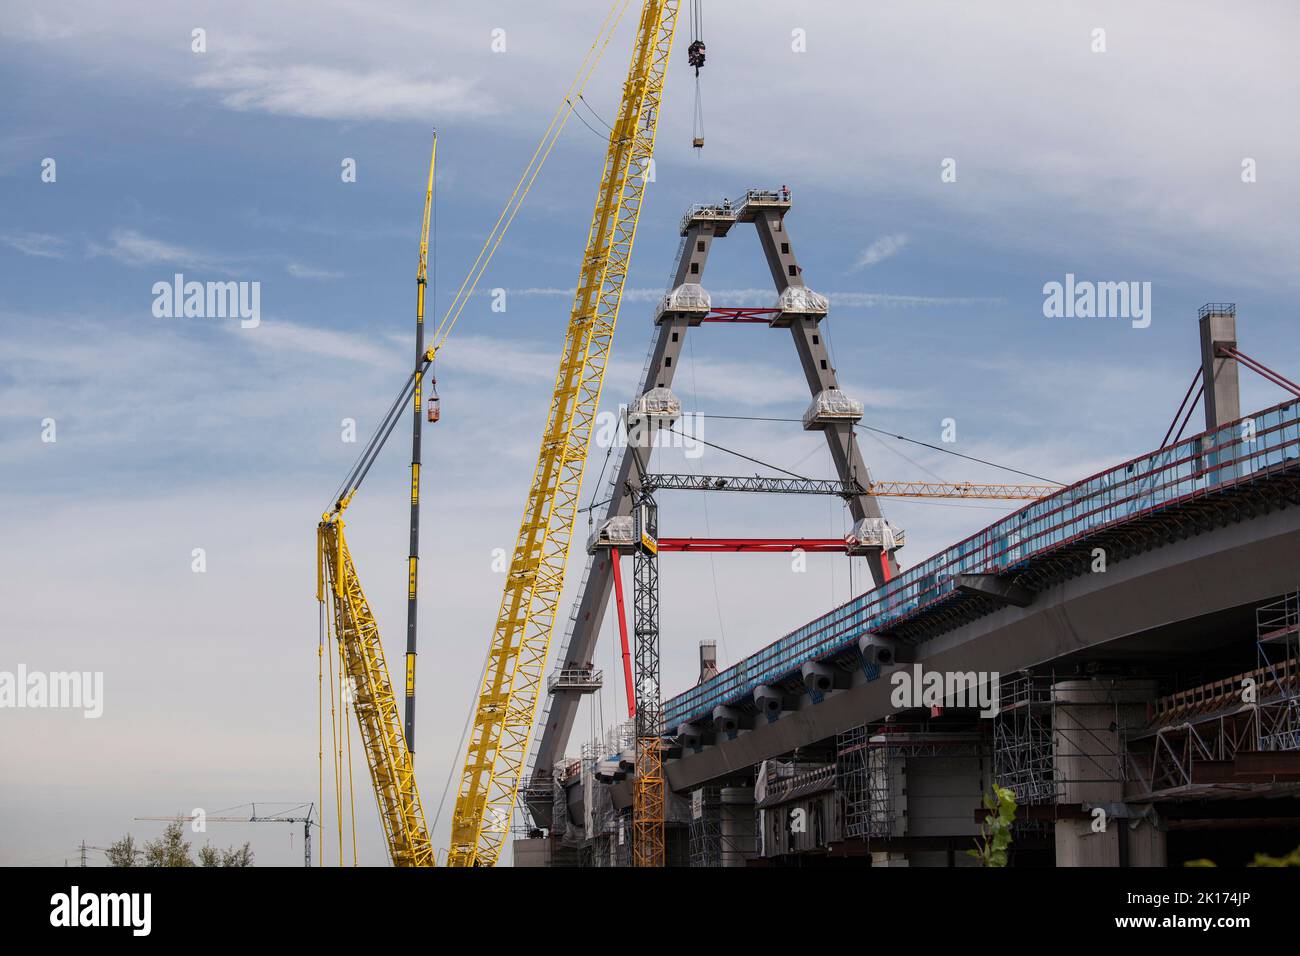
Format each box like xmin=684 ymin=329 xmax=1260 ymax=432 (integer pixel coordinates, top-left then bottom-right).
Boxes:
xmin=854 ymin=234 xmax=909 ymax=270
xmin=286 ymin=261 xmax=343 ymax=280
xmin=87 ymin=229 xmax=231 ymax=273
xmin=236 ymin=317 xmax=401 ymax=370
xmin=192 ymin=65 xmax=494 ymax=122
xmin=0 ymin=231 xmax=69 ymax=259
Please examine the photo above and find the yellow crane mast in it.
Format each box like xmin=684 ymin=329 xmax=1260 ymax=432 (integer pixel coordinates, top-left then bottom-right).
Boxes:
xmin=446 ymin=0 xmax=683 ymax=867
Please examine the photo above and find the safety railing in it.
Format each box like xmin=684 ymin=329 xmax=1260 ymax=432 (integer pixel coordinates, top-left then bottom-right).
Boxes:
xmin=677 ymin=189 xmax=792 ymax=233
xmin=663 ymin=398 xmax=1300 ymax=731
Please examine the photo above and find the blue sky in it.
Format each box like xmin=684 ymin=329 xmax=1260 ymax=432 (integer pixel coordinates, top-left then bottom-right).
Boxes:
xmin=2 ymin=0 xmax=1298 ymax=866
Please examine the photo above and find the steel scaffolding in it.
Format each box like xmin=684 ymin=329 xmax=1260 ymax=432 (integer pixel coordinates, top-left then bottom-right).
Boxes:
xmin=688 ymin=787 xmax=722 ymax=867
xmin=1124 ymin=594 xmax=1300 ymax=798
xmin=837 ymin=725 xmax=895 ymax=840
xmin=992 ymin=672 xmax=1058 ymax=805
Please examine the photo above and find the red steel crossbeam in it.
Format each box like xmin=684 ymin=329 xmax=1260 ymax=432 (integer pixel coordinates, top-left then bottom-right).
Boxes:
xmin=656 ymin=537 xmax=847 ymax=553
xmin=700 ymin=307 xmax=780 ymax=324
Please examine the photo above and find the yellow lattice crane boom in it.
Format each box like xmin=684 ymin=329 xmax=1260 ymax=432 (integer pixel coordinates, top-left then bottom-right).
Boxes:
xmin=318 ymin=518 xmax=435 ymax=866
xmin=446 ymin=0 xmax=683 ymax=867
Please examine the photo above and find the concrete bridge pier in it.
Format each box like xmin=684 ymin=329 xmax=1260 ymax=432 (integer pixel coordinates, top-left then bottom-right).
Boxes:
xmin=719 ymin=787 xmax=756 ymax=867
xmin=1052 ymin=679 xmax=1164 ymax=867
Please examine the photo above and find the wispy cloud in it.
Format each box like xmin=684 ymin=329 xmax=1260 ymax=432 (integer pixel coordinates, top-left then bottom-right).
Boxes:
xmin=286 ymin=261 xmax=343 ymax=280
xmin=192 ymin=65 xmax=495 ymax=122
xmin=853 ymin=234 xmax=909 ymax=270
xmin=235 ymin=318 xmax=401 ymax=370
xmin=87 ymin=229 xmax=231 ymax=273
xmin=1 ymin=231 xmax=69 ymax=259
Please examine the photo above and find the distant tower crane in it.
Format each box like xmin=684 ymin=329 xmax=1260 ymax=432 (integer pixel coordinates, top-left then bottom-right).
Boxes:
xmin=134 ymin=803 xmax=317 ymax=867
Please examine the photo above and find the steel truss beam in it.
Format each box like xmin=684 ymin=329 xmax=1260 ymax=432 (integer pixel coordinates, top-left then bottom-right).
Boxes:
xmin=642 ymin=472 xmax=860 ymax=496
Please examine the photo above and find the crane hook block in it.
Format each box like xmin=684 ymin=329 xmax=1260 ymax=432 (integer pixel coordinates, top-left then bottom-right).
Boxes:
xmin=688 ymin=40 xmax=706 ymax=72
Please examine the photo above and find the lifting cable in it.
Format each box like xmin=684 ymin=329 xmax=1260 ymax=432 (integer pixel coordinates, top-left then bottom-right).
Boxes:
xmin=428 ymin=0 xmax=632 ymax=352
xmin=317 ymin=604 xmax=325 ymax=867
xmin=324 ymin=0 xmax=633 ymax=516
xmin=688 ymin=0 xmax=705 ymax=149
xmin=343 ymin=683 xmax=359 ymax=866
xmin=691 ymin=414 xmax=1064 ymax=485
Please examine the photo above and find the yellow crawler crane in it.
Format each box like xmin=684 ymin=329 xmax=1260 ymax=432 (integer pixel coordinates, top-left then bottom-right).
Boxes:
xmin=316 ymin=140 xmax=438 ymax=868
xmin=447 ymin=0 xmax=683 ymax=867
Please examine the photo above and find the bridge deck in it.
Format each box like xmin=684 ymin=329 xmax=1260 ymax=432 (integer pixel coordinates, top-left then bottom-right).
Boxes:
xmin=662 ymin=399 xmax=1300 ymax=731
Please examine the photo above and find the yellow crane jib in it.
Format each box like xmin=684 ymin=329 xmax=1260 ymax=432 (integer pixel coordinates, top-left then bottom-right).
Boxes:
xmin=446 ymin=0 xmax=684 ymax=867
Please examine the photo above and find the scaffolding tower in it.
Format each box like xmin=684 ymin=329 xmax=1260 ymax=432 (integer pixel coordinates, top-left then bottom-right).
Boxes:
xmin=687 ymin=787 xmax=722 ymax=867
xmin=1257 ymin=590 xmax=1300 ymax=752
xmin=992 ymin=672 xmax=1058 ymax=806
xmin=837 ymin=724 xmax=896 ymax=840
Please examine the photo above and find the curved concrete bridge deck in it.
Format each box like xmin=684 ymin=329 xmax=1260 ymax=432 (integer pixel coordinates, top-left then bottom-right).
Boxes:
xmin=663 ymin=398 xmax=1300 ymax=791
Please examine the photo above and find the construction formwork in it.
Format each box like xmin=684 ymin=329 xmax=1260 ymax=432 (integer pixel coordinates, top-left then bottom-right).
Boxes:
xmin=1125 ymin=592 xmax=1300 ymax=799
xmin=755 ymin=760 xmax=840 ymax=857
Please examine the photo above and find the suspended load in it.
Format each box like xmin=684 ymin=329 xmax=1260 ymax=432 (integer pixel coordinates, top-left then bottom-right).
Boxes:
xmin=802 ymin=387 xmax=864 ymax=430
xmin=426 ymin=376 xmax=440 ymax=422
xmin=844 ymin=517 xmax=906 ymax=554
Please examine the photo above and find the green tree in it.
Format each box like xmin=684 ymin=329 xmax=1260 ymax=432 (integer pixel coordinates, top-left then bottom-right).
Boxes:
xmin=220 ymin=843 xmax=254 ymax=867
xmin=1186 ymin=844 xmax=1300 ymax=867
xmin=105 ymin=822 xmax=256 ymax=868
xmin=968 ymin=785 xmax=1017 ymax=867
xmin=104 ymin=834 xmax=140 ymax=867
xmin=197 ymin=842 xmax=255 ymax=867
xmin=143 ymin=821 xmax=193 ymax=867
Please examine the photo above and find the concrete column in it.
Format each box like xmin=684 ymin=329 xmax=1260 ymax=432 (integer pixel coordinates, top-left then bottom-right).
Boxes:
xmin=1199 ymin=305 xmax=1240 ymax=431
xmin=1198 ymin=304 xmax=1241 ymax=488
xmin=719 ymin=787 xmax=756 ymax=867
xmin=871 ymin=851 xmax=910 ymax=867
xmin=1052 ymin=679 xmax=1158 ymax=867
